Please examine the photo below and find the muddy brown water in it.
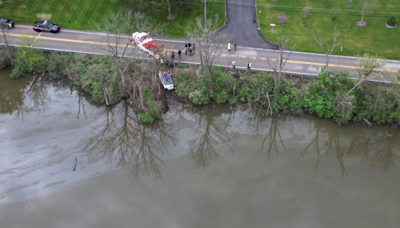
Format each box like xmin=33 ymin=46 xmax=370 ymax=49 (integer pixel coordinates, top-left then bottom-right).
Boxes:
xmin=0 ymin=68 xmax=399 ymax=228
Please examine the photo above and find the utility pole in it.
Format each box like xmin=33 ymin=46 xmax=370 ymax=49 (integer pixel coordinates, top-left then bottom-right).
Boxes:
xmin=204 ymin=0 xmax=207 ymax=30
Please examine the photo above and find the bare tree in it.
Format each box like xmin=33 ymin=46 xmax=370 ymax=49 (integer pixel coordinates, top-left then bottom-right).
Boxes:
xmin=351 ymin=53 xmax=385 ymax=95
xmin=95 ymin=11 xmax=163 ymax=89
xmin=301 ymin=1 xmax=312 ymax=25
xmin=187 ymin=17 xmax=226 ymax=96
xmin=336 ymin=53 xmax=385 ymax=114
xmin=267 ymin=31 xmax=296 ymax=99
xmin=313 ymin=26 xmax=340 ymax=76
xmin=0 ymin=25 xmax=13 ymax=65
xmin=356 ymin=0 xmax=380 ymax=27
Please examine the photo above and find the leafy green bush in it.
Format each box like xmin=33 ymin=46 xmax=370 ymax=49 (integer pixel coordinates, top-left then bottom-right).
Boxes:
xmin=46 ymin=52 xmax=73 ymax=78
xmin=387 ymin=16 xmax=397 ymax=26
xmin=137 ymin=88 xmax=163 ymax=123
xmin=304 ymin=68 xmax=354 ymax=123
xmin=210 ymin=68 xmax=239 ymax=104
xmin=10 ymin=37 xmax=46 ymax=78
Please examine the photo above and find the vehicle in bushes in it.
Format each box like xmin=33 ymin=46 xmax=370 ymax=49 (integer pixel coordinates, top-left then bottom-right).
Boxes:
xmin=158 ymin=71 xmax=175 ymax=91
xmin=0 ymin=17 xmax=14 ymax=29
xmin=32 ymin=21 xmax=60 ymax=33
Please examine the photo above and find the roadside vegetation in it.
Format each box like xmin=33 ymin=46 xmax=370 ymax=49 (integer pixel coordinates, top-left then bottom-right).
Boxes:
xmin=0 ymin=0 xmax=225 ymax=38
xmin=257 ymin=0 xmax=400 ymax=60
xmin=2 ymin=12 xmax=400 ymax=126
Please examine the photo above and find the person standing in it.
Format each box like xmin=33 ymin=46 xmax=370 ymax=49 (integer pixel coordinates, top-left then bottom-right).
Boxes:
xmin=232 ymin=60 xmax=236 ymax=69
xmin=188 ymin=42 xmax=192 ymax=49
xmin=178 ymin=50 xmax=182 ymax=58
xmin=228 ymin=42 xmax=231 ymax=52
xmin=185 ymin=43 xmax=188 ymax=55
xmin=171 ymin=51 xmax=175 ymax=60
xmin=247 ymin=61 xmax=251 ymax=70
xmin=234 ymin=43 xmax=236 ymax=51
xmin=193 ymin=43 xmax=196 ymax=54
xmin=189 ymin=46 xmax=193 ymax=56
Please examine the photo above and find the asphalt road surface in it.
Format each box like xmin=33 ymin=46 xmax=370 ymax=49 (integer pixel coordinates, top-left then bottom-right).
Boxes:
xmin=2 ymin=25 xmax=400 ymax=80
xmin=217 ymin=0 xmax=277 ymax=49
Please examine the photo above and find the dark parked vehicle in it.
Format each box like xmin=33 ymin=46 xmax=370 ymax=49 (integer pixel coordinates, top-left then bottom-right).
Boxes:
xmin=0 ymin=16 xmax=14 ymax=29
xmin=32 ymin=21 xmax=60 ymax=33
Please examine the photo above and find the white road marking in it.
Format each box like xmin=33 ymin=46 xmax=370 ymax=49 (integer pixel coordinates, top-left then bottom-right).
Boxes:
xmin=12 ymin=25 xmax=400 ymax=63
xmin=31 ymin=32 xmax=42 ymax=47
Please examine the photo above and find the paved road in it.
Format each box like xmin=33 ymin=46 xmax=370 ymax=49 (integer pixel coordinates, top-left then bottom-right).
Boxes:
xmin=2 ymin=25 xmax=400 ymax=80
xmin=217 ymin=0 xmax=277 ymax=49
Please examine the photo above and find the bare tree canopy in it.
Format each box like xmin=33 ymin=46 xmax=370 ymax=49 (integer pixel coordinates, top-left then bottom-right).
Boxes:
xmin=356 ymin=0 xmax=380 ymax=26
xmin=313 ymin=26 xmax=340 ymax=76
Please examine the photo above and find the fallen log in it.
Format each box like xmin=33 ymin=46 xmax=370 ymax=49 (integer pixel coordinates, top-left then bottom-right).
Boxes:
xmin=26 ymin=72 xmax=40 ymax=93
xmin=73 ymin=157 xmax=78 ymax=171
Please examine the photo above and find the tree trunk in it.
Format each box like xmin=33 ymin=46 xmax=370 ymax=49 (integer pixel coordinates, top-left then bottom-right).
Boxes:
xmin=138 ymin=5 xmax=142 ymax=16
xmin=1 ymin=27 xmax=14 ymax=65
xmin=361 ymin=9 xmax=365 ymax=23
xmin=326 ymin=56 xmax=330 ymax=75
xmin=138 ymin=85 xmax=144 ymax=109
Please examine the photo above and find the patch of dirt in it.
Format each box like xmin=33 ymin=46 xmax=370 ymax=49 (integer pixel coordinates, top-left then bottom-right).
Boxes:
xmin=135 ymin=12 xmax=145 ymax=18
xmin=36 ymin=13 xmax=52 ymax=20
xmin=167 ymin=15 xmax=176 ymax=20
xmin=356 ymin=20 xmax=367 ymax=27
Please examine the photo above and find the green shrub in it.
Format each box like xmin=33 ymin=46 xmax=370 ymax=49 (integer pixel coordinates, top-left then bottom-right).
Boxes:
xmin=304 ymin=68 xmax=354 ymax=123
xmin=137 ymin=88 xmax=163 ymax=124
xmin=10 ymin=38 xmax=46 ymax=78
xmin=387 ymin=16 xmax=397 ymax=26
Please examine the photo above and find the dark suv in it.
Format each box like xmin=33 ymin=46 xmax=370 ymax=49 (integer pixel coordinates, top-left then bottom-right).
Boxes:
xmin=0 ymin=17 xmax=14 ymax=29
xmin=32 ymin=21 xmax=60 ymax=33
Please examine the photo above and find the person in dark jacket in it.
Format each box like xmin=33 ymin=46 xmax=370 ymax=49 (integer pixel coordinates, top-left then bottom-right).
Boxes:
xmin=193 ymin=43 xmax=196 ymax=54
xmin=171 ymin=51 xmax=175 ymax=60
xmin=234 ymin=43 xmax=237 ymax=51
xmin=178 ymin=50 xmax=182 ymax=58
xmin=185 ymin=43 xmax=188 ymax=55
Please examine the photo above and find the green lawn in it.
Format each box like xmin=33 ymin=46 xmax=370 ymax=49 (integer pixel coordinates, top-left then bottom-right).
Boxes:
xmin=257 ymin=0 xmax=400 ymax=60
xmin=0 ymin=0 xmax=225 ymax=38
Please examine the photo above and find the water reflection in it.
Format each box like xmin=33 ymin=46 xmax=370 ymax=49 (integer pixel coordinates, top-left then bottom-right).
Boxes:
xmin=0 ymin=68 xmax=29 ymax=115
xmin=300 ymin=121 xmax=399 ymax=176
xmin=83 ymin=102 xmax=177 ymax=178
xmin=189 ymin=104 xmax=235 ymax=168
xmin=242 ymin=108 xmax=286 ymax=158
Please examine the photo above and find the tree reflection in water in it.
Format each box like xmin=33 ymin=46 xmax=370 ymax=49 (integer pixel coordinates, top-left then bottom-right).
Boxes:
xmin=13 ymin=79 xmax=51 ymax=119
xmin=82 ymin=101 xmax=177 ymax=179
xmin=301 ymin=121 xmax=399 ymax=176
xmin=0 ymin=71 xmax=29 ymax=115
xmin=242 ymin=108 xmax=286 ymax=159
xmin=188 ymin=105 xmax=235 ymax=168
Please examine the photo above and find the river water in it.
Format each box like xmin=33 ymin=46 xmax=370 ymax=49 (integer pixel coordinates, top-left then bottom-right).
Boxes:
xmin=0 ymin=68 xmax=399 ymax=228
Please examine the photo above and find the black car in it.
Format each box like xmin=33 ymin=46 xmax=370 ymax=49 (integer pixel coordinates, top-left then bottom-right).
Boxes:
xmin=32 ymin=21 xmax=60 ymax=33
xmin=0 ymin=17 xmax=14 ymax=29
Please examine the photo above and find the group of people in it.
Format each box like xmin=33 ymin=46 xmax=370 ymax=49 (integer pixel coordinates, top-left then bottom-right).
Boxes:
xmin=228 ymin=42 xmax=251 ymax=70
xmin=168 ymin=43 xmax=195 ymax=62
xmin=166 ymin=41 xmax=252 ymax=71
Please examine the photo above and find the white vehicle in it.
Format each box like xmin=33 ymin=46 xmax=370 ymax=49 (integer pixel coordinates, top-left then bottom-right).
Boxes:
xmin=131 ymin=32 xmax=164 ymax=59
xmin=159 ymin=71 xmax=174 ymax=91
